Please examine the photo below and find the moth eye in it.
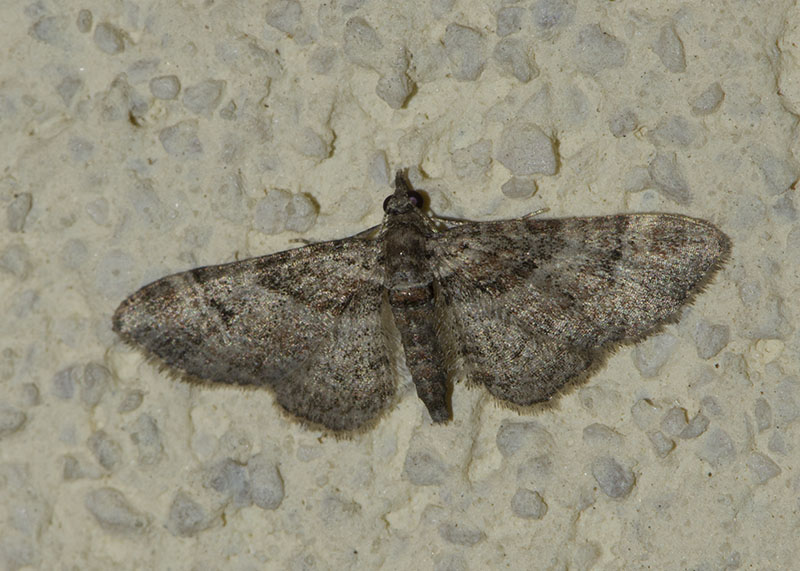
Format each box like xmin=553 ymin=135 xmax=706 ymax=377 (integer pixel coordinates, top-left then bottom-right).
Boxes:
xmin=382 ymin=195 xmax=392 ymax=212
xmin=408 ymin=189 xmax=424 ymax=209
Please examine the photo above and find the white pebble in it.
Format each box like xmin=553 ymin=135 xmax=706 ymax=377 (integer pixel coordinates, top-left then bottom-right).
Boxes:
xmin=438 ymin=522 xmax=485 ymax=545
xmin=510 ymin=488 xmax=547 ymax=519
xmin=149 ymin=75 xmax=181 ymax=100
xmin=266 ymin=0 xmax=303 ymax=37
xmin=496 ymin=6 xmax=524 ymax=37
xmin=746 ymin=452 xmax=781 ymax=484
xmin=7 ymin=193 xmax=32 ymax=233
xmin=591 ymin=456 xmax=635 ymax=498
xmin=632 ymin=332 xmax=678 ymax=377
xmin=182 ymin=79 xmax=226 ymax=114
xmin=496 ymin=122 xmax=557 ymax=176
xmin=654 ymin=24 xmax=686 ymax=73
xmin=443 ymin=23 xmax=486 ymax=81
xmin=93 ymin=22 xmax=126 ymax=55
xmin=248 ymin=453 xmax=284 ymax=510
xmin=501 ymin=177 xmax=537 ymax=199
xmin=647 ymin=431 xmax=675 ymax=458
xmin=85 ymin=487 xmax=149 ymax=534
xmin=167 ymin=492 xmax=209 ymax=536
xmin=493 ymin=38 xmax=538 ymax=82
xmin=693 ymin=320 xmax=730 ymax=359
xmin=690 ymin=82 xmax=724 ymax=116
xmin=575 ymin=25 xmax=626 ymax=74
xmin=158 ymin=120 xmax=203 ymax=159
xmin=403 ymin=449 xmax=447 ymax=485
xmin=698 ymin=428 xmax=736 ymax=467
xmin=343 ymin=17 xmax=383 ymax=69
xmin=648 ymin=152 xmax=691 ymax=204
xmin=0 ymin=405 xmax=26 ymax=438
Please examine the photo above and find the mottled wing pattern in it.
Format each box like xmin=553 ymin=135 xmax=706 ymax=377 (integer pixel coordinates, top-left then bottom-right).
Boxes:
xmin=113 ymin=239 xmax=394 ymax=430
xmin=431 ymin=214 xmax=729 ymax=406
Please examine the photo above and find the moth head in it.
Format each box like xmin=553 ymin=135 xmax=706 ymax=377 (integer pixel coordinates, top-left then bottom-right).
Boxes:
xmin=384 ymin=171 xmax=425 ymax=214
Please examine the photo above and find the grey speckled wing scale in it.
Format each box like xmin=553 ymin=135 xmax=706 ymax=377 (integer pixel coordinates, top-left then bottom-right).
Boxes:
xmin=113 ymin=240 xmax=396 ymax=431
xmin=430 ymin=214 xmax=729 ymax=406
xmin=113 ymin=171 xmax=729 ymax=432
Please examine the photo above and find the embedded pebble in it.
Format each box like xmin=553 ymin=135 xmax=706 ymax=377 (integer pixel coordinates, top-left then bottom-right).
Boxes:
xmin=649 ymin=116 xmax=695 ymax=148
xmin=182 ymin=79 xmax=226 ymax=114
xmin=95 ymin=250 xmax=136 ymax=300
xmin=369 ymin=151 xmax=390 ymax=184
xmin=403 ymin=449 xmax=447 ymax=486
xmin=167 ymin=492 xmax=209 ymax=536
xmin=654 ymin=24 xmax=686 ymax=73
xmin=582 ymin=423 xmax=624 ymax=448
xmin=81 ymin=362 xmax=110 ymax=409
xmin=532 ymin=0 xmax=575 ymax=32
xmin=768 ymin=431 xmax=787 ymax=455
xmin=30 ymin=16 xmax=64 ymax=45
xmin=51 ymin=366 xmax=78 ymax=399
xmin=129 ymin=414 xmax=163 ymax=465
xmin=248 ymin=453 xmax=284 ymax=510
xmin=18 ymin=383 xmax=39 ymax=407
xmin=57 ymin=75 xmax=83 ymax=106
xmin=443 ymin=23 xmax=486 ymax=81
xmin=690 ymin=82 xmax=724 ymax=116
xmin=376 ymin=72 xmax=412 ymax=109
xmin=648 ymin=152 xmax=691 ymax=204
xmin=60 ymin=238 xmax=89 ymax=269
xmin=117 ymin=389 xmax=144 ymax=413
xmin=496 ymin=420 xmax=554 ymax=457
xmin=205 ymin=458 xmax=251 ymax=507
xmin=630 ymin=398 xmax=661 ymax=430
xmin=632 ymin=332 xmax=678 ymax=377
xmin=93 ymin=22 xmax=126 ymax=55
xmin=0 ymin=405 xmax=26 ymax=438
xmin=452 ymin=140 xmax=492 ymax=178
xmin=701 ymin=396 xmax=723 ymax=417
xmin=295 ymin=127 xmax=331 ymax=158
xmin=660 ymin=407 xmax=688 ymax=437
xmin=87 ymin=430 xmax=122 ymax=470
xmin=76 ymin=9 xmax=92 ymax=33
xmin=751 ymin=147 xmax=798 ymax=194
xmin=254 ymin=189 xmax=292 ymax=235
xmin=754 ymin=398 xmax=772 ymax=432
xmin=591 ymin=457 xmax=635 ymax=498
xmin=609 ymin=109 xmax=638 ymax=138
xmin=149 ymin=75 xmax=181 ymax=100
xmin=693 ymin=320 xmax=730 ymax=359
xmin=496 ymin=122 xmax=557 ymax=176
xmin=63 ymin=454 xmax=103 ymax=481
xmin=774 ymin=378 xmax=799 ymax=425
xmin=496 ymin=6 xmax=524 ymax=37
xmin=159 ymin=120 xmax=203 ymax=159
xmin=430 ymin=0 xmax=455 ymax=18
xmin=679 ymin=412 xmax=710 ymax=440
xmin=646 ymin=431 xmax=675 ymax=458
xmin=85 ymin=487 xmax=149 ymax=534
xmin=438 ymin=522 xmax=485 ymax=546
xmin=266 ymin=0 xmax=303 ymax=37
xmin=493 ymin=38 xmax=537 ymax=83
xmin=575 ymin=25 xmax=626 ymax=74
xmin=0 ymin=348 xmax=17 ymax=382
xmin=510 ymin=488 xmax=547 ymax=519
xmin=0 ymin=244 xmax=31 ymax=279
xmin=7 ymin=193 xmax=32 ymax=233
xmin=746 ymin=452 xmax=781 ymax=484
xmin=698 ymin=428 xmax=736 ymax=467
xmin=501 ymin=177 xmax=537 ymax=199
xmin=343 ymin=17 xmax=383 ymax=69
xmin=308 ymin=46 xmax=337 ymax=74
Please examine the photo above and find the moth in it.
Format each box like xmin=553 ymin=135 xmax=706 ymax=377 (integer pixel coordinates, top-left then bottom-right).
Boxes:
xmin=113 ymin=171 xmax=729 ymax=431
